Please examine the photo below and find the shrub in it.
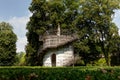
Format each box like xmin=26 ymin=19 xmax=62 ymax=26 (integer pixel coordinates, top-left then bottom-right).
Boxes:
xmin=0 ymin=66 xmax=120 ymax=80
xmin=94 ymin=58 xmax=107 ymax=66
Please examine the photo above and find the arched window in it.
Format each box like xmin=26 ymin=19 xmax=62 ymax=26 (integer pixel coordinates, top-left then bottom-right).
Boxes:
xmin=51 ymin=53 xmax=56 ymax=66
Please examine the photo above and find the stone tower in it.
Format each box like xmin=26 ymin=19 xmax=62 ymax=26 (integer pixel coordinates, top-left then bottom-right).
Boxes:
xmin=38 ymin=24 xmax=78 ymax=66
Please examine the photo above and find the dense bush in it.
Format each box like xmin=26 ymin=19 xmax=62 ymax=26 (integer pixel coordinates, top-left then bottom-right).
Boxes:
xmin=0 ymin=66 xmax=120 ymax=80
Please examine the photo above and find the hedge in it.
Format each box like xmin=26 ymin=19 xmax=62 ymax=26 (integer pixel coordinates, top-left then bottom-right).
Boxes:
xmin=0 ymin=66 xmax=120 ymax=80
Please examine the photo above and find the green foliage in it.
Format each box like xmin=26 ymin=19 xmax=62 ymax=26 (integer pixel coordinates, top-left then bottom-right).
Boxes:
xmin=26 ymin=0 xmax=120 ymax=66
xmin=1 ymin=66 xmax=120 ymax=80
xmin=74 ymin=0 xmax=120 ymax=66
xmin=26 ymin=0 xmax=80 ymax=65
xmin=94 ymin=58 xmax=107 ymax=66
xmin=0 ymin=22 xmax=17 ymax=66
xmin=14 ymin=52 xmax=26 ymax=66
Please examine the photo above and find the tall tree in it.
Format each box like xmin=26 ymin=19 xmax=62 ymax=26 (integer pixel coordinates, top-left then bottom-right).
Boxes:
xmin=111 ymin=35 xmax=120 ymax=66
xmin=26 ymin=0 xmax=80 ymax=65
xmin=0 ymin=22 xmax=17 ymax=66
xmin=75 ymin=0 xmax=120 ymax=66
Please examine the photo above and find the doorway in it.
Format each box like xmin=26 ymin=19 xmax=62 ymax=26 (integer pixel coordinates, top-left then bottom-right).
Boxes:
xmin=51 ymin=53 xmax=56 ymax=66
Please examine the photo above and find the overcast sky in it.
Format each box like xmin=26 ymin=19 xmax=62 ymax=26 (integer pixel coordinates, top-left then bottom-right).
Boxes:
xmin=0 ymin=0 xmax=120 ymax=52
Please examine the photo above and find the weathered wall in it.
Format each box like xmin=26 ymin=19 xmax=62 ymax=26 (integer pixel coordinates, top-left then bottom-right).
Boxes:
xmin=43 ymin=45 xmax=74 ymax=67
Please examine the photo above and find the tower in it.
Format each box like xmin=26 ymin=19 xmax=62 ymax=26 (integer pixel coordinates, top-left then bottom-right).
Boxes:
xmin=38 ymin=24 xmax=78 ymax=66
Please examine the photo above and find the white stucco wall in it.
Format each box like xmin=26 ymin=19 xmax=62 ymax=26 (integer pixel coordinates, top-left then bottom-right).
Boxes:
xmin=43 ymin=45 xmax=74 ymax=67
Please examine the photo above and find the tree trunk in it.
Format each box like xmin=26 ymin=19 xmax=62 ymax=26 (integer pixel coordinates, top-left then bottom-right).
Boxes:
xmin=104 ymin=53 xmax=111 ymax=66
xmin=101 ymin=41 xmax=111 ymax=66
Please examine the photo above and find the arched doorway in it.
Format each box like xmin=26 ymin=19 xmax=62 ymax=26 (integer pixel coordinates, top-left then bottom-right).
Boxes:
xmin=51 ymin=53 xmax=56 ymax=66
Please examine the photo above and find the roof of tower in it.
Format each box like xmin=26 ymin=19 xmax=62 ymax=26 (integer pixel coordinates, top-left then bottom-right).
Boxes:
xmin=38 ymin=34 xmax=78 ymax=54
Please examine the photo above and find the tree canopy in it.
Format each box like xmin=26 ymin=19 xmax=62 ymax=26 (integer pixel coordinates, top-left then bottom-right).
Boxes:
xmin=76 ymin=0 xmax=120 ymax=66
xmin=0 ymin=22 xmax=17 ymax=66
xmin=26 ymin=0 xmax=120 ymax=66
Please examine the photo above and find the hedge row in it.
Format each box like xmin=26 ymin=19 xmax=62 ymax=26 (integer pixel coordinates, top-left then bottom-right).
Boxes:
xmin=0 ymin=66 xmax=120 ymax=80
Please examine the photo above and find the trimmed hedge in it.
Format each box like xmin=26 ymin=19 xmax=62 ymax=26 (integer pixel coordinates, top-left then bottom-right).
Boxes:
xmin=0 ymin=66 xmax=120 ymax=80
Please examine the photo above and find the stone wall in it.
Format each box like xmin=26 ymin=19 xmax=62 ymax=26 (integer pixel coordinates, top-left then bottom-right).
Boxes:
xmin=43 ymin=45 xmax=74 ymax=67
